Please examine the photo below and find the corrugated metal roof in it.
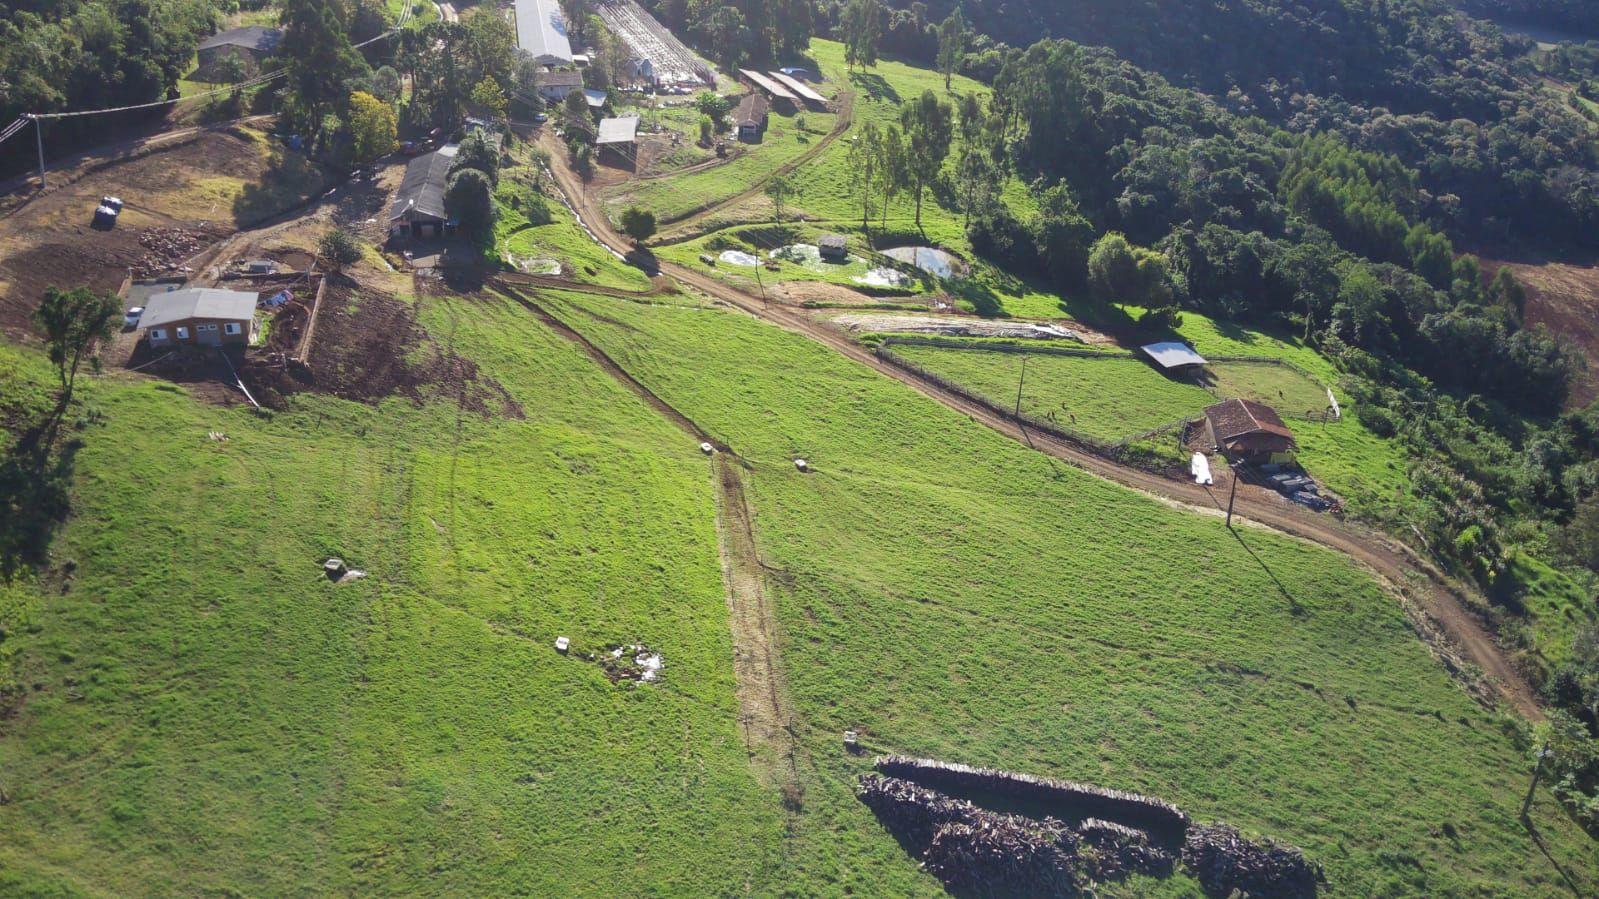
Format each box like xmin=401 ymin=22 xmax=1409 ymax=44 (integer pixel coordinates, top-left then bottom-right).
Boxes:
xmin=735 ymin=92 xmax=768 ymax=126
xmin=514 ymin=0 xmax=574 ymax=64
xmin=739 ymin=69 xmax=797 ymax=100
xmin=1140 ymin=341 xmax=1208 ymax=369
xmin=768 ymin=70 xmax=825 ymax=103
xmin=199 ymin=26 xmax=282 ymax=53
xmin=596 ymin=116 xmax=639 ymax=144
xmin=583 ymin=88 xmax=609 ymax=107
xmin=139 ymin=288 xmax=258 ymax=329
xmin=388 ymin=144 xmax=458 ymax=222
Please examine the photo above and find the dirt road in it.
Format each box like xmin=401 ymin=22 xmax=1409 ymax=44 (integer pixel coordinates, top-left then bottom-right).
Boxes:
xmin=539 ymin=139 xmax=1543 ymax=719
xmin=648 ymin=88 xmax=856 ymax=240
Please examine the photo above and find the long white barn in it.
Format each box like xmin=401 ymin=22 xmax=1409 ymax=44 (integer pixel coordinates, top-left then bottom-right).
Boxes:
xmin=515 ymin=0 xmax=574 ymax=65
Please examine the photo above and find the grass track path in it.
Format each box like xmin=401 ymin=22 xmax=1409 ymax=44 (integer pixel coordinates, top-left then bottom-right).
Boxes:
xmin=541 ymin=137 xmax=1544 ymax=720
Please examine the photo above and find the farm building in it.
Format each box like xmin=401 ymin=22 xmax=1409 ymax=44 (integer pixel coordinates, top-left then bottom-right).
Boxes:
xmin=388 ymin=144 xmax=459 ymax=238
xmin=596 ymin=116 xmax=639 ymax=163
xmin=514 ymin=0 xmax=574 ymax=65
xmin=734 ymin=93 xmax=769 ymax=142
xmin=139 ymin=288 xmax=258 ymax=347
xmin=739 ymin=69 xmax=797 ymax=110
xmin=192 ymin=26 xmax=282 ymax=80
xmin=768 ymin=70 xmax=826 ymax=108
xmin=535 ymin=70 xmax=584 ymax=102
xmin=1140 ymin=341 xmax=1207 ymax=374
xmin=819 ymin=235 xmax=849 ymax=260
xmin=1203 ymin=398 xmax=1296 ymax=465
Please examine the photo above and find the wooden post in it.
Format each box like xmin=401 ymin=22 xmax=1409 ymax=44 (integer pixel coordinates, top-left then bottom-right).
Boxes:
xmin=1013 ymin=354 xmax=1028 ymax=419
xmin=32 ymin=115 xmax=46 ymax=190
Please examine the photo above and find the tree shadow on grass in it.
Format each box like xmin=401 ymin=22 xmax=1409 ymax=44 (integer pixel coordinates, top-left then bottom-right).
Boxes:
xmin=0 ymin=399 xmax=81 ymax=581
xmin=849 ymin=71 xmax=900 ymax=104
xmin=231 ymin=145 xmax=333 ymax=228
xmin=947 ymin=277 xmax=1006 ymax=318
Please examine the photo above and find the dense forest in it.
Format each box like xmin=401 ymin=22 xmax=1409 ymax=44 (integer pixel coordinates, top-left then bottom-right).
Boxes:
xmin=0 ymin=0 xmax=218 ymax=175
xmin=855 ymin=0 xmax=1599 ymax=252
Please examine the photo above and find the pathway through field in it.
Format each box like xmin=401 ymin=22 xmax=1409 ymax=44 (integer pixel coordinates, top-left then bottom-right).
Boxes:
xmin=494 ymin=281 xmax=802 ymax=793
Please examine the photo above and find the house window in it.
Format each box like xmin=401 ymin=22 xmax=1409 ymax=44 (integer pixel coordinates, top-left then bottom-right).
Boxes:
xmin=224 ymin=322 xmax=241 ymax=335
xmin=198 ymin=323 xmax=217 ymax=332
xmin=150 ymin=328 xmax=166 ymax=340
xmin=176 ymin=326 xmax=189 ymax=339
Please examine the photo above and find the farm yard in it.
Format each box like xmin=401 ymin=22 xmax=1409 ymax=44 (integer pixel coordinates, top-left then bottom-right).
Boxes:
xmin=3 ymin=0 xmax=1599 ymax=894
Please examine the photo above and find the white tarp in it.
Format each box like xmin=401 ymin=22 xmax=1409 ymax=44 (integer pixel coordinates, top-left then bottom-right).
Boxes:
xmin=1191 ymin=452 xmax=1214 ymax=486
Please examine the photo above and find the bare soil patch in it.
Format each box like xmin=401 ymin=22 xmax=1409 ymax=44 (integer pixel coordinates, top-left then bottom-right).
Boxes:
xmin=245 ymin=278 xmax=521 ymax=417
xmin=1489 ymin=258 xmax=1599 ymax=408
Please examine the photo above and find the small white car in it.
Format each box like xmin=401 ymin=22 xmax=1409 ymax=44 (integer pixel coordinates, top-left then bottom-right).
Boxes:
xmin=123 ymin=306 xmax=144 ymax=329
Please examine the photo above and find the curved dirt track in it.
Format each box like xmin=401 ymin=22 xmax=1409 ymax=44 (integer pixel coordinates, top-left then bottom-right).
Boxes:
xmin=539 ymin=134 xmax=1543 ymax=720
xmin=647 ymin=88 xmax=856 ymax=241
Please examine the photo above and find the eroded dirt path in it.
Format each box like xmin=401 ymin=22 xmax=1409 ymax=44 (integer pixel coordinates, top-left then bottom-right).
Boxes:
xmin=538 ymin=142 xmax=1544 ymax=720
xmin=496 ymin=282 xmax=803 ymax=789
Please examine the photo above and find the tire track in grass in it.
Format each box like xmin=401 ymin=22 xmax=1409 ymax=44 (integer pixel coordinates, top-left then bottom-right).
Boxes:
xmin=493 ymin=280 xmax=803 ymax=796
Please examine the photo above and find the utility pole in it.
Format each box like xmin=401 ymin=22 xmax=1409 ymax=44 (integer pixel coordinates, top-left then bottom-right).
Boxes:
xmin=755 ymin=265 xmax=768 ymax=310
xmin=1013 ymin=354 xmax=1028 ymax=419
xmin=1225 ymin=458 xmax=1239 ymax=528
xmin=30 ymin=115 xmax=46 ymax=190
xmin=1521 ymin=744 xmax=1551 ymax=819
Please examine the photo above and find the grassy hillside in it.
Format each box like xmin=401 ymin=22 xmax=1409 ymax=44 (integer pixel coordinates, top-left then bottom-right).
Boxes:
xmin=534 ymin=287 xmax=1595 ymax=896
xmin=0 ymin=296 xmax=784 ymax=895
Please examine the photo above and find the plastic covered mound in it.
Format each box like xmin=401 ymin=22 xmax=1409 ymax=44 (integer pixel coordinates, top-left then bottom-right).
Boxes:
xmin=771 ymin=243 xmax=822 ymax=264
xmin=508 ymin=255 xmax=562 ymax=275
xmin=719 ymin=250 xmax=762 ymax=266
xmin=854 ymin=267 xmax=917 ymax=288
xmin=885 ymin=246 xmax=958 ymax=278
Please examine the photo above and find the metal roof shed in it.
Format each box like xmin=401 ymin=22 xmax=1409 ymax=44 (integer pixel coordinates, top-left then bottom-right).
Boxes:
xmin=388 ymin=144 xmax=459 ymax=224
xmin=1140 ymin=341 xmax=1208 ymax=370
xmin=596 ymin=116 xmax=640 ymax=145
xmin=138 ymin=288 xmax=259 ymax=330
xmin=514 ymin=0 xmax=574 ymax=64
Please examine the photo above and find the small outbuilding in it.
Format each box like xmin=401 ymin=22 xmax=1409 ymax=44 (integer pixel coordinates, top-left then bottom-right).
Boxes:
xmin=582 ymin=88 xmax=609 ymax=110
xmin=734 ymin=92 xmax=769 ymax=142
xmin=1140 ymin=341 xmax=1207 ymax=374
xmin=818 ymin=234 xmax=848 ymax=261
xmin=535 ymin=70 xmax=584 ymax=102
xmin=193 ymin=26 xmax=282 ymax=80
xmin=139 ymin=288 xmax=258 ymax=347
xmin=596 ymin=116 xmax=639 ymax=164
xmin=1203 ymin=398 xmax=1296 ymax=465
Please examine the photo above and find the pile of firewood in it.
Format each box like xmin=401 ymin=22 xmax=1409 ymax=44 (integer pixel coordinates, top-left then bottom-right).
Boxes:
xmin=1182 ymin=823 xmax=1323 ymax=898
xmin=858 ymin=774 xmax=1090 ymax=895
xmin=875 ymin=755 xmax=1190 ymax=845
xmin=134 ymin=227 xmax=211 ymax=276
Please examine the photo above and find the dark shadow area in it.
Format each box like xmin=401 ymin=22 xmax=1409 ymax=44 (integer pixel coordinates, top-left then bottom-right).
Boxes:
xmin=231 ymin=143 xmax=334 ymax=228
xmin=627 ymin=246 xmax=661 ymax=277
xmin=0 ymin=398 xmax=81 ymax=580
xmin=1523 ymin=817 xmax=1585 ymax=897
xmin=947 ymin=277 xmax=1005 ymax=318
xmin=849 ymin=71 xmax=900 ymax=104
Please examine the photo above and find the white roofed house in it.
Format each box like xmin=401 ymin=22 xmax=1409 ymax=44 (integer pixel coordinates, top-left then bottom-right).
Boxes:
xmin=514 ymin=0 xmax=574 ymax=65
xmin=139 ymin=288 xmax=259 ymax=347
xmin=535 ymin=70 xmax=584 ymax=102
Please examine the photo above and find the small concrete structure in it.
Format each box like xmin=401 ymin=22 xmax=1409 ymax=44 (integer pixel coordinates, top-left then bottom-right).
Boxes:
xmin=818 ymin=235 xmax=848 ymax=261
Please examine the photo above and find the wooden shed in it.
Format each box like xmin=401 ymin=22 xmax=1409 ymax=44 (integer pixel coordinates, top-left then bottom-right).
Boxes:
xmin=1203 ymin=398 xmax=1296 ymax=465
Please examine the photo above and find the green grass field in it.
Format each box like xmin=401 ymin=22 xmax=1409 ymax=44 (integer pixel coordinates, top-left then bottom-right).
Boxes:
xmin=1209 ymin=360 xmax=1331 ymax=416
xmin=0 ymin=297 xmax=785 ymax=894
xmin=526 ymin=287 xmax=1595 ymax=896
xmin=891 ymin=344 xmax=1209 ymax=442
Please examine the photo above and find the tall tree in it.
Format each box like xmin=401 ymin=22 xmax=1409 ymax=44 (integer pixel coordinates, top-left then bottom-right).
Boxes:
xmin=765 ymin=173 xmax=794 ymax=224
xmin=33 ymin=286 xmax=120 ymax=400
xmin=621 ymin=206 xmax=657 ymax=244
xmin=841 ymin=0 xmax=882 ymax=72
xmin=880 ymin=124 xmax=908 ymax=231
xmin=848 ymin=120 xmax=885 ymax=232
xmin=935 ymin=7 xmax=966 ymax=91
xmin=279 ymin=0 xmax=368 ymax=134
xmin=347 ymin=91 xmax=397 ymax=163
xmin=899 ymin=89 xmax=953 ymax=231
